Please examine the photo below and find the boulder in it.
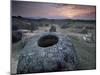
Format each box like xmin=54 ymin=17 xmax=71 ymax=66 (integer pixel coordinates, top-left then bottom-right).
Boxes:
xmin=17 ymin=32 xmax=78 ymax=74
xmin=49 ymin=26 xmax=56 ymax=32
xmin=12 ymin=31 xmax=22 ymax=43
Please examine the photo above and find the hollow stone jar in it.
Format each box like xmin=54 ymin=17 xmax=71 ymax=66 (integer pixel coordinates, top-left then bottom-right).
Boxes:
xmin=17 ymin=32 xmax=78 ymax=74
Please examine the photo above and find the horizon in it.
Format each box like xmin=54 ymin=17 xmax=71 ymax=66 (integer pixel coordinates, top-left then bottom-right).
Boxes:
xmin=12 ymin=15 xmax=96 ymax=21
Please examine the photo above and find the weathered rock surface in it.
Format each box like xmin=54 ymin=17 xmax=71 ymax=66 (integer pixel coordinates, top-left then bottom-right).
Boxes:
xmin=17 ymin=32 xmax=78 ymax=74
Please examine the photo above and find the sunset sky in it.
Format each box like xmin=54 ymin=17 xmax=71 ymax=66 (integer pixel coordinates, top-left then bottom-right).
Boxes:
xmin=12 ymin=1 xmax=96 ymax=20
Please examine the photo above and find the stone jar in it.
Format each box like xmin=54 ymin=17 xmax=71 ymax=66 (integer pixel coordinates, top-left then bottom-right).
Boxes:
xmin=17 ymin=32 xmax=78 ymax=74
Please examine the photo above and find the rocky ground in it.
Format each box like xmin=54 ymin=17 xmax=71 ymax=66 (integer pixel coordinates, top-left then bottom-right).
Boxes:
xmin=11 ymin=26 xmax=96 ymax=74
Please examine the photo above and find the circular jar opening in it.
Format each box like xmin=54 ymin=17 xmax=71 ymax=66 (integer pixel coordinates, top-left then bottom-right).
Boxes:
xmin=38 ymin=35 xmax=58 ymax=47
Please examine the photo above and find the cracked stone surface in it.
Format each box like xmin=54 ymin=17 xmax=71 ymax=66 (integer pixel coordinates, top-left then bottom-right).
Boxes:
xmin=17 ymin=32 xmax=78 ymax=74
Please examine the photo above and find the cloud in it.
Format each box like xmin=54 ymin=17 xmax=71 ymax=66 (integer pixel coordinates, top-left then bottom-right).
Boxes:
xmin=12 ymin=1 xmax=96 ymax=20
